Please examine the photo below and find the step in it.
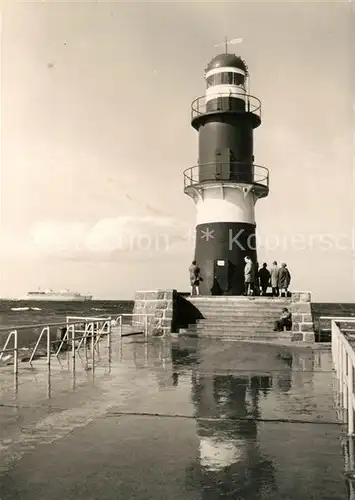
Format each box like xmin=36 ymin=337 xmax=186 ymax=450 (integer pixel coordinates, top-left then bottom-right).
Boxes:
xmin=195 ymin=336 xmax=291 ymax=342
xmin=193 ymin=316 xmax=286 ymax=323
xmin=188 ymin=308 xmax=291 ymax=313
xmin=190 ymin=299 xmax=290 ymax=304
xmin=189 ymin=328 xmax=285 ymax=334
xmin=188 ymin=328 xmax=291 ymax=335
xmin=188 ymin=300 xmax=291 ymax=307
xmin=185 ymin=330 xmax=291 ymax=340
xmin=188 ymin=302 xmax=291 ymax=308
xmin=192 ymin=317 xmax=280 ymax=323
xmin=189 ymin=323 xmax=283 ymax=330
xmin=191 ymin=311 xmax=284 ymax=318
xmin=187 ymin=297 xmax=291 ymax=302
xmin=192 ymin=311 xmax=289 ymax=318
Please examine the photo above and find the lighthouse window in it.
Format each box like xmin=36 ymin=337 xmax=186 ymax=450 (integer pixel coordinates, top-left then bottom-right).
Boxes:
xmin=207 ymin=72 xmax=245 ymax=87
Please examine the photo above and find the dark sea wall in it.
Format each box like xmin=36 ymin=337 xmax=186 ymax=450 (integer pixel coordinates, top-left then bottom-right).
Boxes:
xmin=172 ymin=293 xmax=204 ymax=332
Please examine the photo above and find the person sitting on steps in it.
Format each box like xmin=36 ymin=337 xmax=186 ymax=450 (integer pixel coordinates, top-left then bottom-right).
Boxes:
xmin=273 ymin=308 xmax=292 ymax=332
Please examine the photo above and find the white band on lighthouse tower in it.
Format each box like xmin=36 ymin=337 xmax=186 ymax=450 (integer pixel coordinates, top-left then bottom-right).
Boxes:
xmin=205 ymin=67 xmax=246 ymax=77
xmin=194 ymin=186 xmax=256 ymax=226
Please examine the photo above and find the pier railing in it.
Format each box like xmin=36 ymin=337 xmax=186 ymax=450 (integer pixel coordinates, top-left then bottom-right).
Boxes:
xmin=183 ymin=163 xmax=269 ymax=191
xmin=318 ymin=315 xmax=355 ymax=340
xmin=0 ymin=313 xmax=154 ymax=379
xmin=331 ymin=319 xmax=355 ymax=435
xmin=331 ymin=318 xmax=355 ymax=493
xmin=191 ymin=92 xmax=262 ymax=120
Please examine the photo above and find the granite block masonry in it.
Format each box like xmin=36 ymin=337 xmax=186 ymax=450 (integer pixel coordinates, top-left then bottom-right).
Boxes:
xmin=290 ymin=292 xmax=315 ymax=343
xmin=132 ymin=290 xmax=174 ymax=337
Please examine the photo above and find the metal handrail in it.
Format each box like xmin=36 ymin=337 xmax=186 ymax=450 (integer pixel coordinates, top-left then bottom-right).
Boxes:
xmin=75 ymin=322 xmax=94 ymax=352
xmin=331 ymin=318 xmax=355 ymax=436
xmin=0 ymin=330 xmax=18 ymax=374
xmin=54 ymin=326 xmax=70 ymax=357
xmin=0 ymin=320 xmax=96 ymax=332
xmin=191 ymin=92 xmax=262 ymax=120
xmin=112 ymin=313 xmax=154 ymax=339
xmin=29 ymin=326 xmax=51 ymax=366
xmin=318 ymin=315 xmax=355 ymax=337
xmin=0 ymin=313 xmax=153 ymax=374
xmin=183 ymin=162 xmax=269 ymax=190
xmin=0 ymin=319 xmax=106 ymax=368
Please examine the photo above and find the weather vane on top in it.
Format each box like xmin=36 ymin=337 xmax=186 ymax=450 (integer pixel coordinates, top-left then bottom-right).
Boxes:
xmin=214 ymin=36 xmax=243 ymax=53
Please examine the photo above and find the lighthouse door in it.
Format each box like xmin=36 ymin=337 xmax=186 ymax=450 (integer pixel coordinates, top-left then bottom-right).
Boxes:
xmin=213 ymin=259 xmax=230 ymax=294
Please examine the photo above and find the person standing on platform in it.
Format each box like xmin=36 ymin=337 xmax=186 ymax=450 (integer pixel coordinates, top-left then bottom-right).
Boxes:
xmin=270 ymin=261 xmax=280 ymax=297
xmin=278 ymin=262 xmax=291 ymax=297
xmin=244 ymin=256 xmax=254 ymax=296
xmin=253 ymin=261 xmax=260 ymax=296
xmin=258 ymin=263 xmax=271 ymax=296
xmin=189 ymin=260 xmax=201 ymax=296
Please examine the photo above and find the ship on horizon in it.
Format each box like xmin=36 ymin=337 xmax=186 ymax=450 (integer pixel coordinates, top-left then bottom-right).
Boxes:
xmin=20 ymin=289 xmax=93 ymax=302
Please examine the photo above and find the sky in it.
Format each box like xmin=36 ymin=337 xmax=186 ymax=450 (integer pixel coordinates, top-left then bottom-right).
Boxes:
xmin=0 ymin=0 xmax=354 ymax=301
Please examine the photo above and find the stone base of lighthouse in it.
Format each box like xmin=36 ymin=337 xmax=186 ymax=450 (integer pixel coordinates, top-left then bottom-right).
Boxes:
xmin=194 ymin=222 xmax=257 ymax=296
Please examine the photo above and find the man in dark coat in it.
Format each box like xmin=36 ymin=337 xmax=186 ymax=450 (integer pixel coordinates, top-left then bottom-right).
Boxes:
xmin=278 ymin=263 xmax=291 ymax=297
xmin=258 ymin=263 xmax=271 ymax=296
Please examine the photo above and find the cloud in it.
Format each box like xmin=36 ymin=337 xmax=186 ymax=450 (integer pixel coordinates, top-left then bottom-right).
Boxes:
xmin=0 ymin=216 xmax=194 ymax=261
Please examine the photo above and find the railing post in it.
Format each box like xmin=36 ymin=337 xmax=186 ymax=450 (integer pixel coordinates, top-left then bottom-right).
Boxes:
xmin=107 ymin=319 xmax=112 ymax=368
xmin=96 ymin=322 xmax=100 ymax=353
xmin=331 ymin=320 xmax=335 ymax=365
xmin=350 ymin=435 xmax=355 ymax=472
xmin=349 ymin=355 xmax=354 ymax=435
xmin=345 ymin=352 xmax=349 ymax=411
xmin=72 ymin=325 xmax=76 ymax=375
xmin=339 ymin=341 xmax=343 ymax=400
xmin=91 ymin=322 xmax=95 ymax=373
xmin=13 ymin=330 xmax=18 ymax=378
xmin=343 ymin=347 xmax=348 ymax=411
xmin=341 ymin=346 xmax=346 ymax=410
xmin=119 ymin=315 xmax=122 ymax=338
xmin=46 ymin=327 xmax=51 ymax=371
xmin=144 ymin=341 xmax=148 ymax=365
xmin=144 ymin=314 xmax=148 ymax=340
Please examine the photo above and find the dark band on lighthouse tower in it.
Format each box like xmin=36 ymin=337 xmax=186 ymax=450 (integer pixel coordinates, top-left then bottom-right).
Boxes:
xmin=183 ymin=50 xmax=269 ymax=295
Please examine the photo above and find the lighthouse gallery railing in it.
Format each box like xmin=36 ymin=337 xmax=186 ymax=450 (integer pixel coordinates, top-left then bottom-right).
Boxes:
xmin=183 ymin=163 xmax=269 ymax=190
xmin=191 ymin=92 xmax=262 ymax=120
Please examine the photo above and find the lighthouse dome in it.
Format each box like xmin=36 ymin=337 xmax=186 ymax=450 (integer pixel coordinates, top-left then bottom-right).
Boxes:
xmin=206 ymin=53 xmax=247 ymax=72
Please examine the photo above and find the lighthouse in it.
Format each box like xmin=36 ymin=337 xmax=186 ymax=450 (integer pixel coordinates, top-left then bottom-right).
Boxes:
xmin=183 ymin=46 xmax=269 ymax=296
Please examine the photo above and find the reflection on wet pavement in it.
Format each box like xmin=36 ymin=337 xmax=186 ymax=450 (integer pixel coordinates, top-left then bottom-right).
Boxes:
xmin=0 ymin=336 xmax=350 ymax=499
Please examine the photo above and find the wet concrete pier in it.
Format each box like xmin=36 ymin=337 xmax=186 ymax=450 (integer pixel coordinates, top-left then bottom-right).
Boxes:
xmin=0 ymin=335 xmax=349 ymax=499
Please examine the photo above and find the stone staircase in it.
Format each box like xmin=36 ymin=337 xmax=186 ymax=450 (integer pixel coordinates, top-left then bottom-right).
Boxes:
xmin=185 ymin=296 xmax=292 ymax=341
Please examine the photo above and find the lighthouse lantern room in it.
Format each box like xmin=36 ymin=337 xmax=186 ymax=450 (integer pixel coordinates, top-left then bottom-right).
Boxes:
xmin=183 ymin=47 xmax=269 ymax=296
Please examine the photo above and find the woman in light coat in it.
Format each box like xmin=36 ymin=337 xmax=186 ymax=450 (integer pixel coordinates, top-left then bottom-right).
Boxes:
xmin=244 ymin=256 xmax=254 ymax=296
